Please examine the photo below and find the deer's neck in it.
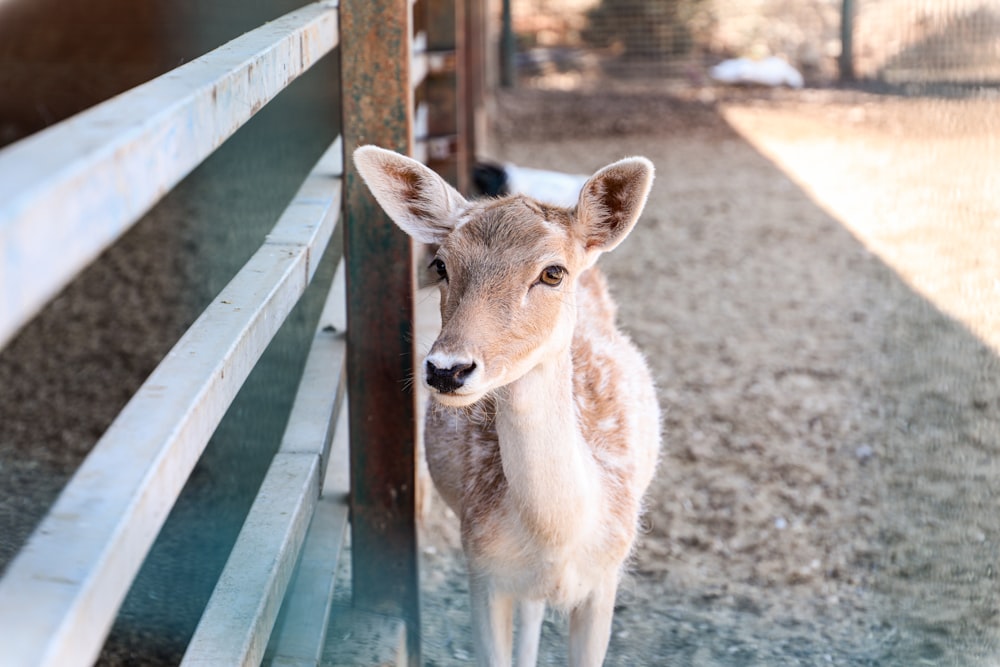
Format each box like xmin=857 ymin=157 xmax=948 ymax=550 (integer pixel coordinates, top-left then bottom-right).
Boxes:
xmin=495 ymin=346 xmax=599 ymax=545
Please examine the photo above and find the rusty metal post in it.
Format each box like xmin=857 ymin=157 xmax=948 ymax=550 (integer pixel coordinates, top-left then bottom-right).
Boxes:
xmin=340 ymin=0 xmax=421 ymax=663
xmin=424 ymin=0 xmax=468 ymax=191
xmin=499 ymin=0 xmax=515 ymax=88
xmin=463 ymin=0 xmax=487 ymax=172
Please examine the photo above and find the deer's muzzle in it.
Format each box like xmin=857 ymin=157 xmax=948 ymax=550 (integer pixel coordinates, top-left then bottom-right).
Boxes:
xmin=425 ymin=357 xmax=477 ymax=394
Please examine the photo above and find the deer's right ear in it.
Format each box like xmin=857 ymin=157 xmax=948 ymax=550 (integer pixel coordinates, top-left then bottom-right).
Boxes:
xmin=353 ymin=145 xmax=467 ymax=244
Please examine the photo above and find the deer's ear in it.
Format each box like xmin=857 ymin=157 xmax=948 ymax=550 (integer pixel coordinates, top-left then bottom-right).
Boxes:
xmin=575 ymin=157 xmax=654 ymax=254
xmin=353 ymin=145 xmax=468 ymax=244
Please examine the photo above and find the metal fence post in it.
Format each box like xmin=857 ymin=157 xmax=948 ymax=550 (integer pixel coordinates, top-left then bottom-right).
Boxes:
xmin=500 ymin=0 xmax=515 ymax=87
xmin=840 ymin=0 xmax=855 ymax=81
xmin=340 ymin=0 xmax=421 ymax=663
xmin=424 ymin=0 xmax=469 ymax=191
xmin=463 ymin=0 xmax=487 ymax=174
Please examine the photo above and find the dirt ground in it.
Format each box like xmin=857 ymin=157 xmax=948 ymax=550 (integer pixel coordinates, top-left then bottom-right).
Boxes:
xmin=414 ymin=85 xmax=1000 ymax=665
xmin=2 ymin=77 xmax=998 ymax=665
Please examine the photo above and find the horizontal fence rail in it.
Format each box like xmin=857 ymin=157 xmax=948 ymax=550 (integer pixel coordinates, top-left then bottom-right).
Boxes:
xmin=181 ymin=255 xmax=348 ymax=667
xmin=264 ymin=406 xmax=351 ymax=666
xmin=0 ymin=0 xmax=339 ymax=350
xmin=0 ymin=131 xmax=343 ymax=667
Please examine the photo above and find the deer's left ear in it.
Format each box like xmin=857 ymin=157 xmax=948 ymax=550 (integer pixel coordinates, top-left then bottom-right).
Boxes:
xmin=575 ymin=156 xmax=654 ymax=255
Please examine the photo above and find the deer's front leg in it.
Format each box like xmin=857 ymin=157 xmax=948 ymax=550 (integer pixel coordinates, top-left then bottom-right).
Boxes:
xmin=515 ymin=598 xmax=545 ymax=666
xmin=568 ymin=576 xmax=618 ymax=667
xmin=470 ymin=572 xmax=514 ymax=666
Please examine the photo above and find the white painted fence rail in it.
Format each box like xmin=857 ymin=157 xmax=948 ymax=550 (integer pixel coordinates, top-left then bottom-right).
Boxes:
xmin=181 ymin=259 xmax=348 ymax=667
xmin=0 ymin=0 xmax=339 ymax=350
xmin=0 ymin=3 xmax=347 ymax=665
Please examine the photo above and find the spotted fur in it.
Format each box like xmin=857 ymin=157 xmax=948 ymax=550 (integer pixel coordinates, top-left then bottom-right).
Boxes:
xmin=354 ymin=146 xmax=662 ymax=667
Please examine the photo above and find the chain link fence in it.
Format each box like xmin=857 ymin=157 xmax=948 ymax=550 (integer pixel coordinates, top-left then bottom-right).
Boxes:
xmin=510 ymin=0 xmax=1000 ymax=88
xmin=857 ymin=0 xmax=1000 ymax=86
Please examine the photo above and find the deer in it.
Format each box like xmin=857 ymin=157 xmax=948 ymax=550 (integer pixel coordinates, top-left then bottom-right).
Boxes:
xmin=353 ymin=146 xmax=662 ymax=666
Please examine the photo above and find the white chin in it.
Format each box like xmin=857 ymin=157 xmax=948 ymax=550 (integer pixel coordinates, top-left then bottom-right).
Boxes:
xmin=431 ymin=390 xmax=485 ymax=408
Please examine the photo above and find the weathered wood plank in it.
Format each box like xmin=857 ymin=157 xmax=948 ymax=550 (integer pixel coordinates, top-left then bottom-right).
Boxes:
xmin=340 ymin=0 xmax=421 ymax=663
xmin=182 ymin=452 xmax=324 ymax=667
xmin=0 ymin=138 xmax=343 ymax=667
xmin=266 ymin=498 xmax=349 ymax=667
xmin=182 ymin=254 xmax=348 ymax=667
xmin=0 ymin=0 xmax=339 ymax=350
xmin=263 ymin=406 xmax=351 ymax=667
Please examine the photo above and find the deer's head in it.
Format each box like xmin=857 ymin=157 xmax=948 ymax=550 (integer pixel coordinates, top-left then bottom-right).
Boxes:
xmin=354 ymin=146 xmax=653 ymax=407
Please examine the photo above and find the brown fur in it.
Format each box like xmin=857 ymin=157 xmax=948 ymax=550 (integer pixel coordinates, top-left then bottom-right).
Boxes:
xmin=353 ymin=145 xmax=660 ymax=666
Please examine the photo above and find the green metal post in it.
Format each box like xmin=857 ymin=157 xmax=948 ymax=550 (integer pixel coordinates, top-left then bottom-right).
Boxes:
xmin=500 ymin=0 xmax=515 ymax=88
xmin=840 ymin=0 xmax=855 ymax=81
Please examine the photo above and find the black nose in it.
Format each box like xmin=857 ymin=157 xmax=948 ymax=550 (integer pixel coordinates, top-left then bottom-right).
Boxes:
xmin=425 ymin=359 xmax=476 ymax=394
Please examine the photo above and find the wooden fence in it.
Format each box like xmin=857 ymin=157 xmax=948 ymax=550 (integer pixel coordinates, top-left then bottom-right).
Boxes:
xmin=0 ymin=1 xmax=484 ymax=664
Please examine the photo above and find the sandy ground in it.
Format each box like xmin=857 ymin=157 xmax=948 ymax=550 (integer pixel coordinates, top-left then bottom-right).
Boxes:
xmin=413 ymin=86 xmax=1000 ymax=665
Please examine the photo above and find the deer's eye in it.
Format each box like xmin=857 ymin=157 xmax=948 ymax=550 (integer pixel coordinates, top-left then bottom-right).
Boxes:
xmin=429 ymin=258 xmax=448 ymax=282
xmin=539 ymin=265 xmax=565 ymax=287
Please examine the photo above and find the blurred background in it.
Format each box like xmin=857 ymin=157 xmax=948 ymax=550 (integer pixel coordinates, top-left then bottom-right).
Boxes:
xmin=505 ymin=0 xmax=1000 ymax=92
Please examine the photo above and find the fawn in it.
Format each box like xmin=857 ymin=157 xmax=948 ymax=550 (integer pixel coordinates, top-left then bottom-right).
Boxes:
xmin=354 ymin=146 xmax=661 ymax=666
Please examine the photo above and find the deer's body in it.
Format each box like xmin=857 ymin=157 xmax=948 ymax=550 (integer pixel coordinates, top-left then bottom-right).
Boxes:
xmin=354 ymin=147 xmax=661 ymax=666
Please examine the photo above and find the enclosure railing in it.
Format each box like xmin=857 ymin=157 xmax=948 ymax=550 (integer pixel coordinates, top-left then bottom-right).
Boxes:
xmin=0 ymin=0 xmax=478 ymax=664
